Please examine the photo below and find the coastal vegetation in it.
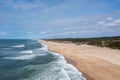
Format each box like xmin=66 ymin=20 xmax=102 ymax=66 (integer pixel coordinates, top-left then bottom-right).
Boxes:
xmin=44 ymin=36 xmax=120 ymax=49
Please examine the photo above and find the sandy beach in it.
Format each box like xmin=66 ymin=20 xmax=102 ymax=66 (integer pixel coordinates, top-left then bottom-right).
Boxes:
xmin=41 ymin=40 xmax=120 ymax=80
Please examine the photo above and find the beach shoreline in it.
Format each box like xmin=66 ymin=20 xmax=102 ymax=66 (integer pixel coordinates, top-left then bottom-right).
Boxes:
xmin=40 ymin=40 xmax=120 ymax=80
xmin=65 ymin=57 xmax=93 ymax=80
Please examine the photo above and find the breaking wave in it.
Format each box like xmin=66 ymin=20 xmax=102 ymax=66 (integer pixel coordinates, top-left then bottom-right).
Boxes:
xmin=0 ymin=39 xmax=86 ymax=80
xmin=12 ymin=44 xmax=25 ymax=48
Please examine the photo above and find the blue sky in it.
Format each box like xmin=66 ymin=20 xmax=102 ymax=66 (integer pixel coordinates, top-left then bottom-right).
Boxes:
xmin=0 ymin=0 xmax=120 ymax=39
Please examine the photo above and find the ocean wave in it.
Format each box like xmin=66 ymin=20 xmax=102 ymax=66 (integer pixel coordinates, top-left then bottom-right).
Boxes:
xmin=12 ymin=44 xmax=25 ymax=48
xmin=3 ymin=47 xmax=12 ymax=49
xmin=40 ymin=43 xmax=48 ymax=51
xmin=4 ymin=54 xmax=36 ymax=60
xmin=20 ymin=50 xmax=33 ymax=54
xmin=65 ymin=64 xmax=86 ymax=80
xmin=39 ymin=42 xmax=86 ymax=80
xmin=4 ymin=50 xmax=35 ymax=60
xmin=0 ymin=40 xmax=86 ymax=80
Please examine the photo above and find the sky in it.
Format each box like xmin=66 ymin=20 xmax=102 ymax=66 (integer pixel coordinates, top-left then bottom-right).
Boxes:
xmin=0 ymin=0 xmax=120 ymax=39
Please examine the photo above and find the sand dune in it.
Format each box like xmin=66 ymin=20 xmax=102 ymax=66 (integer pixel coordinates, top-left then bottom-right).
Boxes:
xmin=41 ymin=40 xmax=120 ymax=80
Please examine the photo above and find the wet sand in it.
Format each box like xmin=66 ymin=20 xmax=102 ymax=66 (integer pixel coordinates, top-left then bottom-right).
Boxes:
xmin=41 ymin=40 xmax=120 ymax=80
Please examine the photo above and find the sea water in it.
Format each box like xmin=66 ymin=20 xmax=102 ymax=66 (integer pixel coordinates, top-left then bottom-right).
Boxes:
xmin=0 ymin=39 xmax=86 ymax=80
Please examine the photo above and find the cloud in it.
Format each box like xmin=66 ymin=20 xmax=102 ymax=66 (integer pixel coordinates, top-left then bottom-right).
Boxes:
xmin=97 ymin=21 xmax=105 ymax=25
xmin=42 ymin=4 xmax=68 ymax=14
xmin=106 ymin=17 xmax=113 ymax=21
xmin=0 ymin=32 xmax=7 ymax=36
xmin=97 ymin=17 xmax=120 ymax=27
xmin=40 ymin=31 xmax=52 ymax=34
xmin=0 ymin=0 xmax=67 ymax=11
xmin=41 ymin=28 xmax=96 ymax=38
xmin=44 ymin=16 xmax=94 ymax=28
xmin=0 ymin=0 xmax=47 ymax=11
xmin=50 ymin=18 xmax=81 ymax=26
xmin=27 ymin=31 xmax=33 ymax=34
xmin=114 ymin=19 xmax=120 ymax=24
xmin=44 ymin=31 xmax=78 ymax=37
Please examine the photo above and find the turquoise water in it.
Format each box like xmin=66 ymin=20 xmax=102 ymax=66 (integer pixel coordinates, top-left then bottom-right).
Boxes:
xmin=0 ymin=39 xmax=85 ymax=80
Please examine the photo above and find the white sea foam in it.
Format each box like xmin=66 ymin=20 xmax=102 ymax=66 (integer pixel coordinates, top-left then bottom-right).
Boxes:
xmin=4 ymin=54 xmax=36 ymax=60
xmin=34 ymin=48 xmax=42 ymax=50
xmin=40 ymin=43 xmax=48 ymax=51
xmin=22 ymin=61 xmax=71 ymax=80
xmin=4 ymin=41 xmax=86 ymax=79
xmin=40 ymin=42 xmax=64 ymax=57
xmin=21 ymin=57 xmax=85 ymax=80
xmin=20 ymin=50 xmax=33 ymax=54
xmin=13 ymin=44 xmax=25 ymax=48
xmin=4 ymin=50 xmax=35 ymax=60
xmin=39 ymin=41 xmax=86 ymax=80
xmin=15 ymin=50 xmax=35 ymax=60
xmin=65 ymin=64 xmax=86 ymax=80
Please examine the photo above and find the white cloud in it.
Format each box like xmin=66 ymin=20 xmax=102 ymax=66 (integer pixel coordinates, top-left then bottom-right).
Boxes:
xmin=97 ymin=21 xmax=105 ymax=25
xmin=104 ymin=23 xmax=116 ymax=27
xmin=47 ymin=31 xmax=78 ymax=36
xmin=97 ymin=17 xmax=120 ymax=27
xmin=0 ymin=0 xmax=47 ymax=11
xmin=0 ymin=32 xmax=7 ymax=36
xmin=114 ymin=19 xmax=120 ymax=24
xmin=27 ymin=32 xmax=32 ymax=34
xmin=106 ymin=17 xmax=113 ymax=21
xmin=42 ymin=3 xmax=69 ymax=14
xmin=0 ymin=0 xmax=68 ymax=12
xmin=40 ymin=31 xmax=51 ymax=34
xmin=43 ymin=29 xmax=95 ymax=37
xmin=46 ymin=18 xmax=82 ymax=27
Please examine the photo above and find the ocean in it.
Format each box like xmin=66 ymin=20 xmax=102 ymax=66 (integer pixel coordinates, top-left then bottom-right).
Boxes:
xmin=0 ymin=39 xmax=85 ymax=80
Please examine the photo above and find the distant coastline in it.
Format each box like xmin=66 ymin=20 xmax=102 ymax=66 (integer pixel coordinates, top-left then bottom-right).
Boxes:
xmin=43 ymin=36 xmax=120 ymax=50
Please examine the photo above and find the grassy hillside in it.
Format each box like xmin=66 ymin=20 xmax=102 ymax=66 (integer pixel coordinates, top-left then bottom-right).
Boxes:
xmin=44 ymin=36 xmax=120 ymax=49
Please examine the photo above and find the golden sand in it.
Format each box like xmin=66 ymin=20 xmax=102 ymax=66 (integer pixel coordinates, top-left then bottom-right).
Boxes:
xmin=41 ymin=40 xmax=120 ymax=80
